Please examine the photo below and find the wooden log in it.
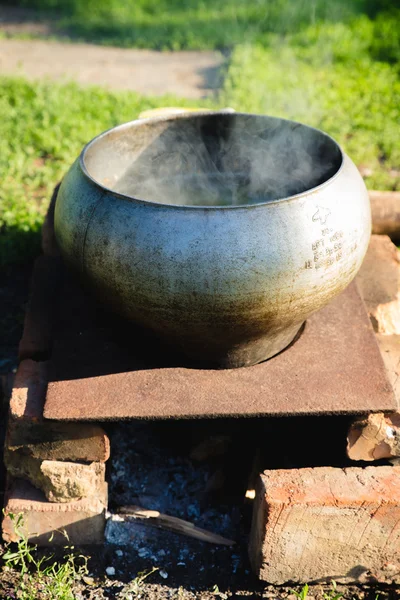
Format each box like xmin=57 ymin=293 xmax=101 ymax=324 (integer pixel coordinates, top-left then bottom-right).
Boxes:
xmin=370 ymin=190 xmax=400 ymax=238
xmin=118 ymin=505 xmax=235 ymax=546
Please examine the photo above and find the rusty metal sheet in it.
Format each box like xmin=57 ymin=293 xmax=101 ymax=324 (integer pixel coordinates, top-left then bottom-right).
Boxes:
xmin=43 ymin=278 xmax=397 ymax=421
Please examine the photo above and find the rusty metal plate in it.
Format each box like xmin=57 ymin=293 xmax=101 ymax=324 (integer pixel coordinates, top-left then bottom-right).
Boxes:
xmin=43 ymin=275 xmax=397 ymax=421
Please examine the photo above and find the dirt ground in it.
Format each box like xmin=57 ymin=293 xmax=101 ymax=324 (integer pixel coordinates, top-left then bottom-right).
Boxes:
xmin=0 ymin=6 xmax=223 ymax=98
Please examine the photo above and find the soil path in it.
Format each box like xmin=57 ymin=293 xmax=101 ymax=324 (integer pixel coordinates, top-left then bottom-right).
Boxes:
xmin=0 ymin=37 xmax=223 ymax=98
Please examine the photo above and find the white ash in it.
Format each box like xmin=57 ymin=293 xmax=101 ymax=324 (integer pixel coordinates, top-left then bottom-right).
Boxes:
xmin=106 ymin=421 xmax=244 ymax=570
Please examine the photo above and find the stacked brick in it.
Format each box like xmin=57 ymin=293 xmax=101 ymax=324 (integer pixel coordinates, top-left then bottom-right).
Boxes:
xmin=347 ymin=235 xmax=400 ymax=462
xmin=249 ymin=236 xmax=400 ymax=584
xmin=3 ymin=361 xmax=109 ymax=544
xmin=2 ymin=192 xmax=110 ymax=544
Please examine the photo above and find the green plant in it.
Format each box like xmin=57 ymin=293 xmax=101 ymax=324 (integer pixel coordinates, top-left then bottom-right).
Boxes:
xmin=118 ymin=567 xmax=159 ymax=598
xmin=290 ymin=583 xmax=309 ymax=599
xmin=323 ymin=580 xmax=344 ymax=600
xmin=211 ymin=584 xmax=229 ymax=599
xmin=2 ymin=512 xmax=89 ymax=600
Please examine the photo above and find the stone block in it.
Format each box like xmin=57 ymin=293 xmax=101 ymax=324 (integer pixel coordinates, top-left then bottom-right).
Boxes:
xmin=347 ymin=412 xmax=400 ymax=461
xmin=356 ymin=235 xmax=400 ymax=335
xmin=8 ymin=359 xmax=110 ymax=462
xmin=5 ymin=451 xmax=106 ymax=502
xmin=249 ymin=466 xmax=400 ymax=584
xmin=2 ymin=478 xmax=107 ymax=545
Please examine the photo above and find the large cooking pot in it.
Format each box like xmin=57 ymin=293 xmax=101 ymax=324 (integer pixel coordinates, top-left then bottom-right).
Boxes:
xmin=55 ymin=111 xmax=371 ymax=368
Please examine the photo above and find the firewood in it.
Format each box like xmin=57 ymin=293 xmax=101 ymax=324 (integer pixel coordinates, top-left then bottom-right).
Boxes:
xmin=117 ymin=505 xmax=235 ymax=546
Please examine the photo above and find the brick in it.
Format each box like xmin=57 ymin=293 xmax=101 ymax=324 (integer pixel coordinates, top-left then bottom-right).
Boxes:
xmin=18 ymin=255 xmax=63 ymax=361
xmin=370 ymin=190 xmax=400 ymax=238
xmin=5 ymin=451 xmax=106 ymax=503
xmin=347 ymin=412 xmax=400 ymax=461
xmin=10 ymin=359 xmax=47 ymax=421
xmin=249 ymin=466 xmax=400 ymax=584
xmin=8 ymin=359 xmax=110 ymax=462
xmin=0 ymin=372 xmax=14 ymax=407
xmin=2 ymin=478 xmax=107 ymax=545
xmin=348 ymin=238 xmax=400 ymax=462
xmin=347 ymin=332 xmax=400 ymax=462
xmin=7 ymin=422 xmax=110 ymax=462
xmin=376 ymin=333 xmax=400 ymax=408
xmin=356 ymin=235 xmax=400 ymax=335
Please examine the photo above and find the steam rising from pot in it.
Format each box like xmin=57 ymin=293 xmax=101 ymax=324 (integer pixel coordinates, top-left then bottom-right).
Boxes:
xmin=88 ymin=114 xmax=342 ymax=207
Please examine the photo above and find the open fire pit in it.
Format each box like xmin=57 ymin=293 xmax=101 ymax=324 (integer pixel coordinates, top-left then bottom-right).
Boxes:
xmin=2 ymin=111 xmax=400 ymax=590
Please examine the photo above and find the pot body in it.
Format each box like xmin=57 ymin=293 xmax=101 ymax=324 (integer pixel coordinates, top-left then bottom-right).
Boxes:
xmin=55 ymin=114 xmax=371 ymax=368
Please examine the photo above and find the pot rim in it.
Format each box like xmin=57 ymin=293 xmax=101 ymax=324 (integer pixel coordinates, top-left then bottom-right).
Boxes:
xmin=80 ymin=111 xmax=345 ymax=210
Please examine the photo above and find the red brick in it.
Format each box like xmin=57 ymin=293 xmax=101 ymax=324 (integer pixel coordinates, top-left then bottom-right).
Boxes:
xmin=376 ymin=333 xmax=400 ymax=409
xmin=249 ymin=466 xmax=400 ymax=584
xmin=18 ymin=255 xmax=63 ymax=361
xmin=356 ymin=235 xmax=400 ymax=335
xmin=7 ymin=423 xmax=110 ymax=463
xmin=8 ymin=359 xmax=110 ymax=462
xmin=2 ymin=478 xmax=107 ymax=545
xmin=10 ymin=359 xmax=47 ymax=422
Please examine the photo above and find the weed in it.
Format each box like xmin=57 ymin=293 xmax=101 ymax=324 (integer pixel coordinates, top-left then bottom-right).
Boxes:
xmin=211 ymin=584 xmax=229 ymax=599
xmin=290 ymin=583 xmax=309 ymax=599
xmin=2 ymin=512 xmax=89 ymax=600
xmin=323 ymin=580 xmax=344 ymax=600
xmin=118 ymin=567 xmax=159 ymax=599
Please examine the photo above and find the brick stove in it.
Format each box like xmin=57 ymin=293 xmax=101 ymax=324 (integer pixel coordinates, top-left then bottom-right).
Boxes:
xmin=2 ymin=191 xmax=400 ymax=584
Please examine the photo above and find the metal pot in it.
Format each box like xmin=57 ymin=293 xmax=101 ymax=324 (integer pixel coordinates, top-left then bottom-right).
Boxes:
xmin=55 ymin=112 xmax=371 ymax=368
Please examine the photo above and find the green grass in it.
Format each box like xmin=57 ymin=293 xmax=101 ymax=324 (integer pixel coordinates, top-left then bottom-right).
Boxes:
xmin=6 ymin=0 xmax=398 ymax=51
xmin=0 ymin=77 xmax=207 ymax=268
xmin=1 ymin=513 xmax=89 ymax=600
xmin=0 ymin=2 xmax=399 ymax=267
xmin=221 ymin=22 xmax=400 ymax=192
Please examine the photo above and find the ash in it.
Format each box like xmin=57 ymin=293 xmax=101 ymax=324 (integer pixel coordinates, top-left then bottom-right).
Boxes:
xmin=106 ymin=420 xmax=248 ymax=572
